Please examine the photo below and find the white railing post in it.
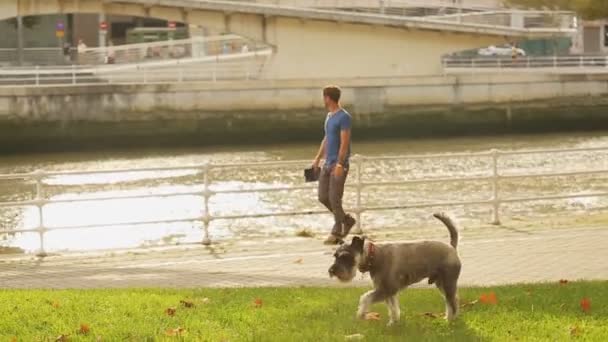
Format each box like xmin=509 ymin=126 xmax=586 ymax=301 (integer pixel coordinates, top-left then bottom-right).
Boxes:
xmin=579 ymin=56 xmax=583 ymax=68
xmin=35 ymin=66 xmax=40 ymax=86
xmin=352 ymin=155 xmax=363 ymax=235
xmin=143 ymin=67 xmax=148 ymax=83
xmin=491 ymin=149 xmax=501 ymax=225
xmin=34 ymin=170 xmax=47 ymax=257
xmin=71 ymin=64 xmax=76 ymax=85
xmin=202 ymin=164 xmax=212 ymax=245
xmin=178 ymin=66 xmax=184 ymax=83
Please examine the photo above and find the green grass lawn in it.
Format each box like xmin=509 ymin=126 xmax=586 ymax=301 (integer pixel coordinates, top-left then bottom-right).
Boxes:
xmin=1 ymin=281 xmax=606 ymax=341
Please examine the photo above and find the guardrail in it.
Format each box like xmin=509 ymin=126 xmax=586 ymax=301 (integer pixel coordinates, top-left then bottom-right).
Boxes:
xmin=2 ymin=146 xmax=608 ymax=256
xmin=0 ymin=48 xmax=273 ymax=86
xmin=443 ymin=55 xmax=608 ymax=73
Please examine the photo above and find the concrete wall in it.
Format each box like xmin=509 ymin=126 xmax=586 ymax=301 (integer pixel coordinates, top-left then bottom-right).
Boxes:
xmin=1 ymin=74 xmax=608 ymax=152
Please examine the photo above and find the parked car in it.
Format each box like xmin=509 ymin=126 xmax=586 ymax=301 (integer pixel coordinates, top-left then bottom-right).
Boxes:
xmin=478 ymin=45 xmax=526 ymax=57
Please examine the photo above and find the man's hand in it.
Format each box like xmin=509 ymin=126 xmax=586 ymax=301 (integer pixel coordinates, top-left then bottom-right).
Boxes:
xmin=333 ymin=164 xmax=344 ymax=177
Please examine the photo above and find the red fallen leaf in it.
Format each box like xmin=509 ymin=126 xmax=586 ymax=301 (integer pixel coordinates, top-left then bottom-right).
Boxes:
xmin=480 ymin=292 xmax=498 ymax=305
xmin=79 ymin=323 xmax=90 ymax=335
xmin=180 ymin=300 xmax=195 ymax=308
xmin=559 ymin=279 xmax=569 ymax=285
xmin=364 ymin=312 xmax=381 ymax=321
xmin=165 ymin=327 xmax=186 ymax=337
xmin=165 ymin=307 xmax=177 ymax=316
xmin=580 ymin=298 xmax=591 ymax=313
xmin=253 ymin=298 xmax=263 ymax=308
xmin=55 ymin=335 xmax=69 ymax=342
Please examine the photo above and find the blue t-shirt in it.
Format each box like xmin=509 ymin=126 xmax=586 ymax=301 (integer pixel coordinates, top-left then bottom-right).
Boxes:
xmin=324 ymin=109 xmax=352 ymax=168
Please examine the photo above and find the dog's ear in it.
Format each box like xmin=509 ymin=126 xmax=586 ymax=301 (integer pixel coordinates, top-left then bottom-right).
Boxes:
xmin=350 ymin=236 xmax=365 ymax=252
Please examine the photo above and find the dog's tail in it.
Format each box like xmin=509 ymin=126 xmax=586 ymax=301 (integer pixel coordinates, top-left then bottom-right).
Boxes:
xmin=433 ymin=212 xmax=459 ymax=249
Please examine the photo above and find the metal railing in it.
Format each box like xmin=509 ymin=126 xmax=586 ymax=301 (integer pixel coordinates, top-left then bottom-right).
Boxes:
xmin=220 ymin=0 xmax=573 ymax=31
xmin=0 ymin=48 xmax=273 ymax=86
xmin=443 ymin=55 xmax=608 ymax=74
xmin=1 ymin=146 xmax=608 ymax=256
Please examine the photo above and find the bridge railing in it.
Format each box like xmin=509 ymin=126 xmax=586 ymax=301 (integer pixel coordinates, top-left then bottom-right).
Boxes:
xmin=443 ymin=55 xmax=608 ymax=73
xmin=0 ymin=48 xmax=273 ymax=86
xmin=1 ymin=146 xmax=608 ymax=256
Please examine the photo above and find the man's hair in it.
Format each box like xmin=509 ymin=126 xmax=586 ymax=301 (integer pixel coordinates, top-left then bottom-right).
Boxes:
xmin=323 ymin=85 xmax=341 ymax=103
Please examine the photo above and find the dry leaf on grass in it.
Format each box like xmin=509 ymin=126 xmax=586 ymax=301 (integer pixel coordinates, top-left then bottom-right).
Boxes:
xmin=165 ymin=307 xmax=177 ymax=316
xmin=79 ymin=323 xmax=90 ymax=335
xmin=253 ymin=298 xmax=263 ymax=308
xmin=344 ymin=333 xmax=364 ymax=340
xmin=201 ymin=297 xmax=210 ymax=304
xmin=46 ymin=300 xmax=61 ymax=308
xmin=421 ymin=312 xmax=441 ymax=319
xmin=559 ymin=279 xmax=569 ymax=285
xmin=55 ymin=334 xmax=69 ymax=342
xmin=10 ymin=337 xmax=17 ymax=342
xmin=460 ymin=299 xmax=478 ymax=309
xmin=165 ymin=327 xmax=187 ymax=337
xmin=580 ymin=298 xmax=591 ymax=313
xmin=364 ymin=312 xmax=381 ymax=321
xmin=570 ymin=325 xmax=583 ymax=336
xmin=180 ymin=300 xmax=195 ymax=308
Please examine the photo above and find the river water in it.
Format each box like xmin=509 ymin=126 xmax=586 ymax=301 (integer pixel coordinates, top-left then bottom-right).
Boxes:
xmin=1 ymin=131 xmax=608 ymax=254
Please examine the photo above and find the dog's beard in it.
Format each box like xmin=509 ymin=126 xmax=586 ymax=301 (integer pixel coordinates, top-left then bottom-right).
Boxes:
xmin=334 ymin=267 xmax=357 ymax=282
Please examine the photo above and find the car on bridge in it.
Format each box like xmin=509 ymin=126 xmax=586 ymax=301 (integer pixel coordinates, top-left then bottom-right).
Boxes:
xmin=478 ymin=45 xmax=526 ymax=57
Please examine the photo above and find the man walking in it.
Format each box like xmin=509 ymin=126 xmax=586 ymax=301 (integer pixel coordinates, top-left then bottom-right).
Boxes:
xmin=312 ymin=85 xmax=356 ymax=245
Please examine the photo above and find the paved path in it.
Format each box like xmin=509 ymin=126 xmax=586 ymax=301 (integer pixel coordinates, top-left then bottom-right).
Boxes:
xmin=1 ymin=227 xmax=607 ymax=288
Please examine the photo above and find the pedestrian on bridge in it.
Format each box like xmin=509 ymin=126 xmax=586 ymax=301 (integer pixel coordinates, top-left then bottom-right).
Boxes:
xmin=312 ymin=85 xmax=356 ymax=245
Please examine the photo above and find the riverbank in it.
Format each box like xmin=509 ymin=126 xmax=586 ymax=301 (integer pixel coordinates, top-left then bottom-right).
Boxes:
xmin=1 ymin=74 xmax=608 ymax=153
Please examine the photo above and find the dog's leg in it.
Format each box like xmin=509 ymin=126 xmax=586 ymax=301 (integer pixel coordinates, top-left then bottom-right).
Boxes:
xmin=357 ymin=289 xmax=388 ymax=319
xmin=385 ymin=295 xmax=400 ymax=326
xmin=441 ymin=279 xmax=459 ymax=321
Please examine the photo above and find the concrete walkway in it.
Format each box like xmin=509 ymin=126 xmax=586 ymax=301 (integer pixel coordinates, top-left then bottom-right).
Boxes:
xmin=1 ymin=227 xmax=607 ymax=288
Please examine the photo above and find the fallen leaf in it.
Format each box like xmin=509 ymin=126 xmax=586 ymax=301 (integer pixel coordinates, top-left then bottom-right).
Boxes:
xmin=165 ymin=307 xmax=177 ymax=316
xmin=570 ymin=325 xmax=582 ymax=336
xmin=201 ymin=297 xmax=210 ymax=304
xmin=55 ymin=335 xmax=69 ymax=342
xmin=46 ymin=300 xmax=61 ymax=308
xmin=422 ymin=312 xmax=441 ymax=319
xmin=480 ymin=292 xmax=498 ymax=305
xmin=253 ymin=298 xmax=263 ymax=308
xmin=165 ymin=327 xmax=186 ymax=337
xmin=96 ymin=337 xmax=102 ymax=342
xmin=79 ymin=323 xmax=90 ymax=335
xmin=559 ymin=279 xmax=569 ymax=285
xmin=180 ymin=300 xmax=195 ymax=308
xmin=580 ymin=298 xmax=591 ymax=313
xmin=293 ymin=258 xmax=303 ymax=264
xmin=460 ymin=299 xmax=478 ymax=309
xmin=344 ymin=333 xmax=365 ymax=340
xmin=364 ymin=312 xmax=381 ymax=321
xmin=10 ymin=337 xmax=17 ymax=342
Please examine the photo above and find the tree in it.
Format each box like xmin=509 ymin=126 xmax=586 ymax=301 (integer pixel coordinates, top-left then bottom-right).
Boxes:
xmin=504 ymin=0 xmax=608 ymax=20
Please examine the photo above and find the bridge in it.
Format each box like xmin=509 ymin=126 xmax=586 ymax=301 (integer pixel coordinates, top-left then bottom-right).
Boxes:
xmin=1 ymin=0 xmax=576 ymax=78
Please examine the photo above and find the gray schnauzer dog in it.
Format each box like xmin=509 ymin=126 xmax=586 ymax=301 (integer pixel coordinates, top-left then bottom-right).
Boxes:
xmin=328 ymin=212 xmax=461 ymax=326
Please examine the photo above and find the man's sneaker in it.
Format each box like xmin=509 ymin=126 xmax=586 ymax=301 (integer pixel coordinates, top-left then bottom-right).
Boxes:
xmin=323 ymin=234 xmax=343 ymax=245
xmin=342 ymin=214 xmax=356 ymax=237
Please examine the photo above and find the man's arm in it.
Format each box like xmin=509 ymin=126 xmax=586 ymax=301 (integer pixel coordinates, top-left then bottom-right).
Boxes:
xmin=313 ymin=136 xmax=326 ymax=168
xmin=337 ymin=129 xmax=351 ymax=166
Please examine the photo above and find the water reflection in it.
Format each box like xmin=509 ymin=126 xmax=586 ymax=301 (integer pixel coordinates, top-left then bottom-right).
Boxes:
xmin=1 ymin=133 xmax=608 ymax=253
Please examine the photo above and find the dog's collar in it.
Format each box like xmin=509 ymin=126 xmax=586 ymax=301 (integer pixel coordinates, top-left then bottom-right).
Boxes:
xmin=358 ymin=242 xmax=376 ymax=273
